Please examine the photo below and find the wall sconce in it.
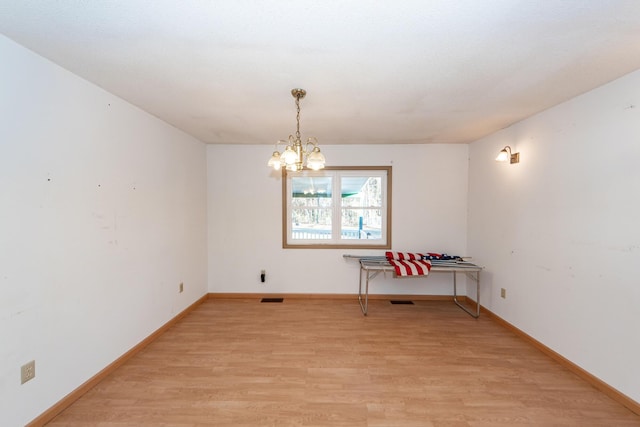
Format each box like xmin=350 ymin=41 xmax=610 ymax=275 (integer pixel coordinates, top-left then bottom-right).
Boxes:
xmin=495 ymin=146 xmax=520 ymax=164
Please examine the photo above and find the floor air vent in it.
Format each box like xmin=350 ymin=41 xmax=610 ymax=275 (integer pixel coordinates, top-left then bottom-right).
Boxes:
xmin=261 ymin=298 xmax=284 ymax=303
xmin=390 ymin=300 xmax=414 ymax=305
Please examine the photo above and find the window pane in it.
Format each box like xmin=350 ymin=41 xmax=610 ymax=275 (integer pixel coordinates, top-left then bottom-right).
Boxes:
xmin=341 ymin=208 xmax=382 ymax=240
xmin=341 ymin=177 xmax=382 ymax=207
xmin=291 ymin=176 xmax=332 ymax=198
xmin=291 ymin=208 xmax=332 ymax=239
xmin=290 ymin=175 xmax=333 ymax=239
xmin=340 ymin=176 xmax=383 ymax=239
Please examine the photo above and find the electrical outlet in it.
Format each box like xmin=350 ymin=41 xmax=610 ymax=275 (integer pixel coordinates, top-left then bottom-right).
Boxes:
xmin=21 ymin=360 xmax=35 ymax=384
xmin=179 ymin=282 xmax=184 ymax=293
xmin=500 ymin=288 xmax=506 ymax=299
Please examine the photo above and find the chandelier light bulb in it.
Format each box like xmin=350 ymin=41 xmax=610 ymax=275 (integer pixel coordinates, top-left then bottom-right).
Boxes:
xmin=282 ymin=146 xmax=297 ymax=165
xmin=267 ymin=151 xmax=282 ymax=169
xmin=306 ymin=147 xmax=326 ymax=171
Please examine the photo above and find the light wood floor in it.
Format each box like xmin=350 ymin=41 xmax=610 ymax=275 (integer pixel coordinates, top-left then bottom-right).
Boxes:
xmin=48 ymin=298 xmax=639 ymax=426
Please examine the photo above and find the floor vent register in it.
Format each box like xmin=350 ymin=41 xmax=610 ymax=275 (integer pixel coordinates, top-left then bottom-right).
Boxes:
xmin=260 ymin=298 xmax=284 ymax=303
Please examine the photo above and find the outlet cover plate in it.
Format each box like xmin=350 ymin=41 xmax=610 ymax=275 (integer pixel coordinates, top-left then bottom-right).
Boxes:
xmin=21 ymin=360 xmax=35 ymax=384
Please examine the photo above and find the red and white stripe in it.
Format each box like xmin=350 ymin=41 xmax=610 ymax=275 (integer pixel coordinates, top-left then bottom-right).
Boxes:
xmin=388 ymin=259 xmax=432 ymax=276
xmin=385 ymin=251 xmax=424 ymax=261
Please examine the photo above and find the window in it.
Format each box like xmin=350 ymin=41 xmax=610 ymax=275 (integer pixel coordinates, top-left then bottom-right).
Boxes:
xmin=282 ymin=166 xmax=391 ymax=248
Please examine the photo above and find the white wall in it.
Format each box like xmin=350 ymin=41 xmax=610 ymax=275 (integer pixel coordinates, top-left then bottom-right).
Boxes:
xmin=0 ymin=36 xmax=208 ymax=426
xmin=208 ymin=143 xmax=469 ymax=295
xmin=468 ymin=70 xmax=640 ymax=402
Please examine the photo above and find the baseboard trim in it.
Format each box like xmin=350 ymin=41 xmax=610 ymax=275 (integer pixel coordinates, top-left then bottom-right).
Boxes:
xmin=208 ymin=292 xmax=461 ymax=301
xmin=472 ymin=300 xmax=640 ymax=416
xmin=26 ymin=294 xmax=209 ymax=427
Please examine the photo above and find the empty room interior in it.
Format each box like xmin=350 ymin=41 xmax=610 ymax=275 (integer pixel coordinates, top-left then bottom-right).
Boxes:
xmin=1 ymin=2 xmax=640 ymax=426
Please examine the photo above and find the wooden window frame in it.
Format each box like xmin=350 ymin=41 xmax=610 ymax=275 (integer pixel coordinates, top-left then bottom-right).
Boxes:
xmin=282 ymin=166 xmax=392 ymax=249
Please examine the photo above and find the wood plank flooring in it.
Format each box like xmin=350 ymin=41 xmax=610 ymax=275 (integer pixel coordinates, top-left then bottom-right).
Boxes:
xmin=47 ymin=298 xmax=640 ymax=426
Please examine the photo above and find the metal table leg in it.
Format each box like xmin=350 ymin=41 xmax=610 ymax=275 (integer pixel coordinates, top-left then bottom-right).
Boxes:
xmin=453 ymin=271 xmax=481 ymax=318
xmin=357 ymin=266 xmax=368 ymax=315
xmin=358 ymin=267 xmax=380 ymax=316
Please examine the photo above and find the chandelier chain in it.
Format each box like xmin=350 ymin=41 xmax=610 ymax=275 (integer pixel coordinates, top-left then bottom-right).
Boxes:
xmin=295 ymin=95 xmax=301 ymax=140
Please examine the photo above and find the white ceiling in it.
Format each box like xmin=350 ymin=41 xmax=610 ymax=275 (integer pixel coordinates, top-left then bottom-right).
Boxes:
xmin=1 ymin=1 xmax=640 ymax=145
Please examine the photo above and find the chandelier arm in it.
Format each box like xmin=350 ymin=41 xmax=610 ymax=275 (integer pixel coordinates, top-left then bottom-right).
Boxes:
xmin=303 ymin=139 xmax=316 ymax=155
xmin=306 ymin=137 xmax=319 ymax=148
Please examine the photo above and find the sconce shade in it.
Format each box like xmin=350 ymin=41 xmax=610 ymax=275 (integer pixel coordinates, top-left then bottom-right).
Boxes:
xmin=495 ymin=148 xmax=510 ymax=162
xmin=496 ymin=146 xmax=520 ymax=164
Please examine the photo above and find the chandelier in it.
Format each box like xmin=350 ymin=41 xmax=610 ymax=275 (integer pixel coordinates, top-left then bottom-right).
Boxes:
xmin=267 ymin=88 xmax=326 ymax=172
